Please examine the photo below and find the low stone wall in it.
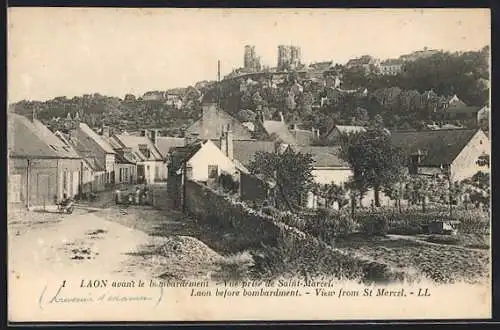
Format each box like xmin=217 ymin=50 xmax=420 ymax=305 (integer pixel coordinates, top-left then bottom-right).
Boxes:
xmin=185 ymin=180 xmax=280 ymax=247
xmin=184 ymin=180 xmax=411 ymax=283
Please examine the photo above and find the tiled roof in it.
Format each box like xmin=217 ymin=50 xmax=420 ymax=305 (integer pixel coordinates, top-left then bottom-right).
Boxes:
xmin=8 ymin=114 xmax=81 ymax=159
xmin=293 ymin=146 xmax=349 ymax=168
xmin=113 ymin=135 xmax=164 ymax=161
xmin=390 ymin=128 xmax=480 ymax=166
xmin=155 ymin=137 xmax=185 ymax=158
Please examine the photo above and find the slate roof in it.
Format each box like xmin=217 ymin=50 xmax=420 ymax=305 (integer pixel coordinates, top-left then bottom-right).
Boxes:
xmin=390 ymin=128 xmax=480 ymax=166
xmin=8 ymin=114 xmax=81 ymax=159
xmin=155 ymin=137 xmax=186 ymax=158
xmin=113 ymin=135 xmax=163 ymax=161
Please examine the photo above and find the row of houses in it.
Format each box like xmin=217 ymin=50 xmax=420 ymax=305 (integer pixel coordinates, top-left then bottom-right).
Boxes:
xmin=8 ymin=111 xmax=186 ymax=209
xmin=164 ymin=102 xmax=490 ymax=210
xmin=8 ymin=98 xmax=490 ymax=210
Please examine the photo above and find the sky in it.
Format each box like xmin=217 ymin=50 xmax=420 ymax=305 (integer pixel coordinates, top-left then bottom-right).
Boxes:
xmin=8 ymin=8 xmax=490 ymax=102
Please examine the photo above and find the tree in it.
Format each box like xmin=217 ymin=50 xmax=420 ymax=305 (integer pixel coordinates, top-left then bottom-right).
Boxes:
xmin=248 ymin=146 xmax=314 ymax=212
xmin=285 ymin=92 xmax=297 ymax=111
xmin=339 ymin=127 xmax=405 ymax=207
xmin=237 ymin=109 xmax=257 ymax=122
xmin=313 ymin=182 xmax=348 ymax=209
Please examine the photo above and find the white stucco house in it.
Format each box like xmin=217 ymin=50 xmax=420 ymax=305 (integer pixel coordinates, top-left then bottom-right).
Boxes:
xmin=391 ymin=128 xmax=490 ymax=182
xmin=168 ymin=128 xmax=249 ymax=184
xmin=111 ymin=134 xmax=165 ymax=184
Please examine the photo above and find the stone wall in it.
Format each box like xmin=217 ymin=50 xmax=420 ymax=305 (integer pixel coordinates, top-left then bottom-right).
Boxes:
xmin=184 ymin=180 xmax=411 ymax=283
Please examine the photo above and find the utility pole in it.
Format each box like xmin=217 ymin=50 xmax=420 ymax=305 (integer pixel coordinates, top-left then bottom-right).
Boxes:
xmin=217 ymin=60 xmax=221 ymax=110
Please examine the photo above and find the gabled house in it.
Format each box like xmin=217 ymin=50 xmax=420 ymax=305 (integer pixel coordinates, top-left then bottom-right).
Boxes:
xmin=104 ymin=134 xmax=138 ymax=185
xmin=166 ymin=127 xmax=250 ymax=209
xmin=390 ymin=128 xmax=490 ymax=181
xmin=111 ymin=133 xmax=165 ymax=184
xmin=64 ymin=119 xmax=117 ymax=187
xmin=184 ymin=102 xmax=254 ymax=140
xmin=8 ymin=113 xmax=82 ymax=209
xmin=55 ymin=130 xmax=107 ymax=193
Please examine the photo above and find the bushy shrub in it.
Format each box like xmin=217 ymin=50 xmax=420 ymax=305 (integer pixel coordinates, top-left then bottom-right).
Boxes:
xmin=218 ymin=172 xmax=239 ymax=194
xmin=304 ymin=208 xmax=357 ymax=241
xmin=357 ymin=212 xmax=389 ymax=236
xmin=277 ymin=211 xmax=307 ymax=231
xmin=456 ymin=210 xmax=489 ymax=234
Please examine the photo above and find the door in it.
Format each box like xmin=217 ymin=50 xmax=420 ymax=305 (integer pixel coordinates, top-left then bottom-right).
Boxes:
xmin=36 ymin=174 xmax=50 ymax=206
xmin=137 ymin=165 xmax=145 ymax=183
xmin=9 ymin=174 xmax=22 ymax=203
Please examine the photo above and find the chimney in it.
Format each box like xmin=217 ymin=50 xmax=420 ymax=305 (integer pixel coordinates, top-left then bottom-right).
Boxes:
xmin=102 ymin=125 xmax=111 ymax=138
xmin=279 ymin=112 xmax=285 ymax=123
xmin=31 ymin=107 xmax=37 ymax=122
xmin=150 ymin=129 xmax=159 ymax=146
xmin=225 ymin=124 xmax=233 ymax=160
xmin=292 ymin=124 xmax=298 ymax=131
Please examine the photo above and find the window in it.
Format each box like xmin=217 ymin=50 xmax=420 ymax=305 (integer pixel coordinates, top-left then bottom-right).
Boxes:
xmin=185 ymin=165 xmax=193 ymax=180
xmin=155 ymin=165 xmax=160 ymax=179
xmin=208 ymin=165 xmax=218 ymax=179
xmin=63 ymin=170 xmax=68 ymax=192
xmin=119 ymin=168 xmax=123 ymax=182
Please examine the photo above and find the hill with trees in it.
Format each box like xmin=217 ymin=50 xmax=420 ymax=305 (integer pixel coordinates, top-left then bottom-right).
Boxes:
xmin=10 ymin=46 xmax=489 ymax=136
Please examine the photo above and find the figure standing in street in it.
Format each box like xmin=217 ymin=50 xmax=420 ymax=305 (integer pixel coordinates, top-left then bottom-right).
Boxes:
xmin=135 ymin=186 xmax=141 ymax=205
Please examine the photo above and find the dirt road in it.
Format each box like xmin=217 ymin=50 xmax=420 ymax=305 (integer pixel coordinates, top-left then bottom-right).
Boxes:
xmin=8 ymin=199 xmax=226 ymax=282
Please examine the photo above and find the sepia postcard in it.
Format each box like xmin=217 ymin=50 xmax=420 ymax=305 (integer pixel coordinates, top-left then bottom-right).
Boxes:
xmin=7 ymin=7 xmax=492 ymax=322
